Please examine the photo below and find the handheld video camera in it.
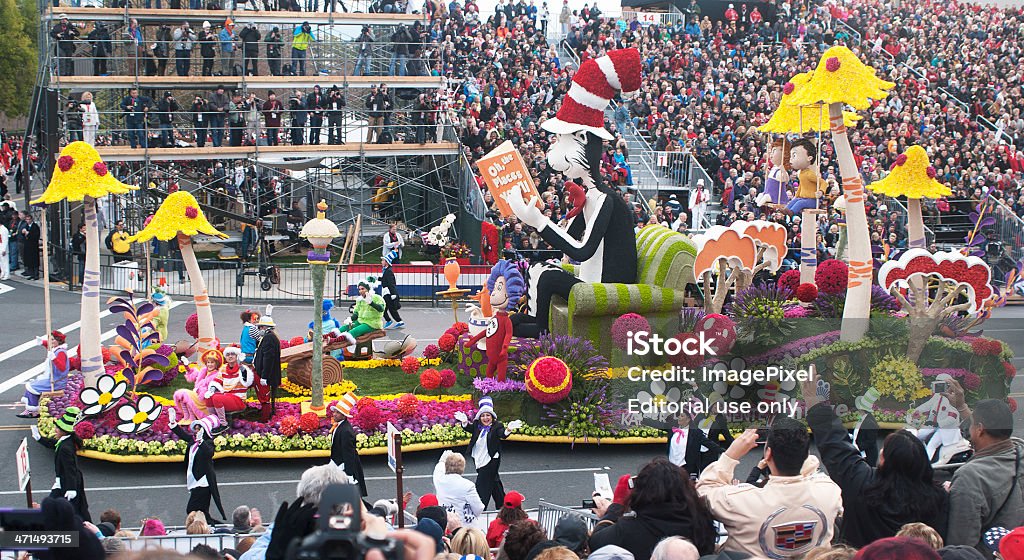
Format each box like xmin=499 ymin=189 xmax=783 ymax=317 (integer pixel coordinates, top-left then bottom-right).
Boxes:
xmin=287 ymin=484 xmax=403 ymax=560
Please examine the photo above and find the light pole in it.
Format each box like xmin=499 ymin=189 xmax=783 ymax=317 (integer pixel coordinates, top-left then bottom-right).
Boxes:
xmin=300 ymin=199 xmax=341 ymax=413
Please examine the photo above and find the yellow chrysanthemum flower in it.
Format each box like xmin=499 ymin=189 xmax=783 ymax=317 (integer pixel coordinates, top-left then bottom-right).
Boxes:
xmin=786 ymin=46 xmax=895 ymax=110
xmin=32 ymin=141 xmax=137 ymax=204
xmin=759 ymin=72 xmax=861 ymax=133
xmin=129 ymin=191 xmax=226 ymax=242
xmin=867 ymin=146 xmax=952 ymax=200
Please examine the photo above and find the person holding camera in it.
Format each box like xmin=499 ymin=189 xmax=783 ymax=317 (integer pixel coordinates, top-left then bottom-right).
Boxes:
xmin=305 ymin=85 xmax=325 ymax=145
xmin=328 ymin=393 xmax=368 ymax=498
xmin=355 ymin=26 xmax=374 ymax=76
xmin=87 ymin=22 xmax=111 ymax=76
xmin=168 ymin=409 xmax=227 ymax=525
xmin=266 ymin=27 xmax=284 ymax=76
xmin=50 ymin=15 xmax=79 ymax=77
xmin=240 ymin=22 xmax=262 ymax=76
xmin=199 ymin=21 xmax=217 ymax=76
xmin=157 ymin=91 xmax=180 ymax=148
xmin=120 ymin=88 xmax=151 ymax=149
xmin=365 ymin=84 xmax=390 ymax=144
xmin=453 ymin=397 xmax=524 ymax=511
xmin=173 ymin=22 xmax=196 ymax=77
xmin=65 ymin=96 xmax=84 ymax=143
xmin=228 ymin=91 xmax=246 ymax=147
xmin=289 ymin=90 xmax=307 ymax=145
xmin=291 ymin=22 xmax=315 ymax=76
xmin=192 ymin=95 xmax=210 ymax=147
xmin=326 ymin=85 xmax=346 ymax=145
xmin=263 ymin=91 xmax=284 ymax=146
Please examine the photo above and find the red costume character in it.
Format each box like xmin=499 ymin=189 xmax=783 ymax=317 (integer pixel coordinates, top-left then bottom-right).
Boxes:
xmin=481 ymin=221 xmax=500 ymax=265
xmin=465 ymin=260 xmax=524 ymax=382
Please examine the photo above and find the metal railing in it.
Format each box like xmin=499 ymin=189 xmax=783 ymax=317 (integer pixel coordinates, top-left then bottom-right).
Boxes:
xmin=51 ymin=39 xmax=441 ymax=79
xmin=536 ymin=501 xmax=599 ymax=535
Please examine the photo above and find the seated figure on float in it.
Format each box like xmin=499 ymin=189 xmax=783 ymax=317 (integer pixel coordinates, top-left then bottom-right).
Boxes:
xmin=19 ymin=331 xmax=70 ymax=418
xmin=201 ymin=346 xmax=255 ymax=433
xmin=174 ymin=348 xmax=224 ymax=423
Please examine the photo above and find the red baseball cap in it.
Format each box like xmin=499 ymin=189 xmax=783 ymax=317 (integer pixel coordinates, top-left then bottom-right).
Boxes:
xmin=503 ymin=491 xmax=525 ymax=509
xmin=418 ymin=494 xmax=439 ymax=509
xmin=1001 ymin=527 xmax=1024 ymax=560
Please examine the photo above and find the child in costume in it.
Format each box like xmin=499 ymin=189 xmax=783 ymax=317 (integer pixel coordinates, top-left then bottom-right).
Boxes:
xmin=777 ymin=138 xmax=822 ymax=216
xmin=33 ymin=406 xmax=91 ymax=521
xmin=337 ymin=280 xmax=385 ymax=348
xmin=19 ymin=331 xmax=70 ymax=418
xmin=175 ymin=348 xmax=224 ymax=423
xmin=464 ymin=260 xmax=524 ymax=381
xmin=239 ymin=309 xmax=261 ymax=364
xmin=202 ymin=346 xmax=254 ymax=432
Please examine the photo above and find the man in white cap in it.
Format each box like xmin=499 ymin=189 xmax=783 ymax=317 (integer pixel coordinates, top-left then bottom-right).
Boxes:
xmin=329 ymin=393 xmax=366 ymax=497
xmin=689 ymin=179 xmax=708 ymax=229
xmin=453 ymin=397 xmax=523 ymax=509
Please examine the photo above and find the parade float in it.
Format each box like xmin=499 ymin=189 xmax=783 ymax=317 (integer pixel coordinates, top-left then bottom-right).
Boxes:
xmin=32 ymin=47 xmax=1017 ymax=463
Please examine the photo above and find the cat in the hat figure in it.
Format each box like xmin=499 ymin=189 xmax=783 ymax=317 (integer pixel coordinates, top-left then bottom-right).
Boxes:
xmin=503 ymin=48 xmax=642 ymax=338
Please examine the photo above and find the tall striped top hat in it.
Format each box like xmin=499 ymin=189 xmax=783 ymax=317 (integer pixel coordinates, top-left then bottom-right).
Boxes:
xmin=475 ymin=396 xmax=496 ymax=420
xmin=330 ymin=392 xmax=358 ymax=418
xmin=55 ymin=406 xmax=81 ymax=433
xmin=542 ymin=48 xmax=642 ymax=141
xmin=192 ymin=415 xmax=217 ymax=438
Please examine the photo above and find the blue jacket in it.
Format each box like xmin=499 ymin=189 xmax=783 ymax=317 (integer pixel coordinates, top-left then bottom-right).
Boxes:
xmin=219 ymin=28 xmax=235 ymax=52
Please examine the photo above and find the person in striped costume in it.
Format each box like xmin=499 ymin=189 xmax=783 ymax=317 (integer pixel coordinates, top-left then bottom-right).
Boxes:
xmin=202 ymin=346 xmax=254 ymax=433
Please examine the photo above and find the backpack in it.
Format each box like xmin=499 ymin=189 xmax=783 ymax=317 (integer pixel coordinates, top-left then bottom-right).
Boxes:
xmin=377 ymin=130 xmax=393 ymax=144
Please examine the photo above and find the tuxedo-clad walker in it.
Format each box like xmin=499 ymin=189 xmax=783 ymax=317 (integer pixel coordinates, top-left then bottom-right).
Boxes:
xmin=34 ymin=405 xmax=92 ymax=522
xmin=329 ymin=392 xmax=367 ymax=497
xmin=455 ymin=397 xmax=524 ymax=509
xmin=168 ymin=409 xmax=226 ymax=524
xmin=644 ymin=412 xmax=725 ymax=475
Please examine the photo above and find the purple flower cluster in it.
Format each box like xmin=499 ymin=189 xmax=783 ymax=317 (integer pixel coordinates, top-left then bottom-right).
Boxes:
xmin=473 ymin=377 xmax=527 ymax=394
xmin=870 ymin=285 xmax=901 ymax=313
xmin=747 ymin=331 xmax=842 ymax=365
xmin=510 ymin=333 xmax=609 ymax=378
xmin=921 ymin=368 xmax=983 ymax=391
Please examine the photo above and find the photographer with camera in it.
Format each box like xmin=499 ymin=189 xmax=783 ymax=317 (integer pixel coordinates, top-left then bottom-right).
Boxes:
xmin=240 ymin=21 xmax=262 ymax=76
xmin=289 ymin=90 xmax=307 ymax=145
xmin=173 ymin=22 xmax=197 ymax=77
xmin=50 ymin=15 xmax=79 ymax=77
xmin=327 ymin=85 xmax=346 ymax=145
xmin=237 ymin=466 xmax=436 ymax=560
xmin=199 ymin=21 xmax=217 ymax=76
xmin=65 ymin=96 xmax=84 ymax=143
xmin=306 ymin=85 xmax=326 ymax=145
xmin=192 ymin=94 xmax=210 ymax=147
xmin=263 ymin=91 xmax=285 ymax=146
xmin=157 ymin=91 xmax=181 ymax=148
xmin=267 ymin=27 xmax=284 ymax=76
xmin=365 ymin=84 xmax=390 ymax=144
xmin=292 ymin=22 xmax=315 ymax=76
xmin=355 ymin=26 xmax=374 ymax=76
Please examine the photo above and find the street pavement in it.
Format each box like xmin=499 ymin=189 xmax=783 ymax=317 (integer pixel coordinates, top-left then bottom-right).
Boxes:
xmin=0 ymin=276 xmax=1021 ymax=526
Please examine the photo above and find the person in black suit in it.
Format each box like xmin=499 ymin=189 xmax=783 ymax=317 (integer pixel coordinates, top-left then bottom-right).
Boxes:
xmin=643 ymin=411 xmax=723 ymax=477
xmin=33 ymin=405 xmax=91 ymax=522
xmin=20 ymin=212 xmax=40 ymax=279
xmin=329 ymin=393 xmax=366 ymax=497
xmin=168 ymin=409 xmax=225 ymax=524
xmin=694 ymin=394 xmax=735 ymax=470
xmin=253 ymin=311 xmax=282 ymax=421
xmin=454 ymin=396 xmax=524 ymax=508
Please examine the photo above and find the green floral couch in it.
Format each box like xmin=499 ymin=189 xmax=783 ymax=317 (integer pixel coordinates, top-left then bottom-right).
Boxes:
xmin=548 ymin=225 xmax=697 ymax=356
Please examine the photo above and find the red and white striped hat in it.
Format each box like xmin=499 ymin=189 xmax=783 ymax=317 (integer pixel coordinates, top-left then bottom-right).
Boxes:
xmin=542 ymin=48 xmax=642 ymax=141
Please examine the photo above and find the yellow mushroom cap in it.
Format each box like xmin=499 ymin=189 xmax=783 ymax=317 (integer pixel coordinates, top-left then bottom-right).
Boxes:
xmin=786 ymin=46 xmax=895 ymax=110
xmin=867 ymin=145 xmax=951 ymax=200
xmin=760 ymin=71 xmax=861 ymax=133
xmin=129 ymin=191 xmax=227 ymax=242
xmin=32 ymin=141 xmax=137 ymax=204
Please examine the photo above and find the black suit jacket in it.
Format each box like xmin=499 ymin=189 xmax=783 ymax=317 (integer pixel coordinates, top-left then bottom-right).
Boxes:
xmin=331 ymin=420 xmax=367 ymax=496
xmin=642 ymin=419 xmax=723 ymax=475
xmin=172 ymin=425 xmax=225 ymax=519
xmin=464 ymin=419 xmax=508 ymax=465
xmin=253 ymin=330 xmax=282 ymax=387
xmin=40 ymin=435 xmax=91 ymax=521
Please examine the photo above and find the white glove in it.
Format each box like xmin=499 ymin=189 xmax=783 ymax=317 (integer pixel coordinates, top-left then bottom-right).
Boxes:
xmin=31 ymin=425 xmax=40 ymax=441
xmin=204 ymin=386 xmax=216 ymax=399
xmin=454 ymin=411 xmax=468 ymax=424
xmin=65 ymin=490 xmax=77 ymax=501
xmin=501 ymin=189 xmax=547 ymax=230
xmin=440 ymin=449 xmax=453 ymax=460
xmin=506 ymin=419 xmax=523 ymax=432
xmin=373 ymin=499 xmax=399 ymax=516
xmin=167 ymin=408 xmax=178 ymax=429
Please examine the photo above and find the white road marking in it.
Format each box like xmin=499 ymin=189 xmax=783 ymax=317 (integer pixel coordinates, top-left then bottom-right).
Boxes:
xmin=0 ymin=466 xmax=606 ymax=495
xmin=0 ymin=283 xmax=14 ymax=296
xmin=0 ymin=301 xmax=184 ymax=394
xmin=0 ymin=310 xmax=112 ymax=364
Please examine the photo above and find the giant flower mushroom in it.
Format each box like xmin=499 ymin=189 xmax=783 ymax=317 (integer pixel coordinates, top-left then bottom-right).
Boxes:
xmin=760 ymin=73 xmax=859 ymax=286
xmin=31 ymin=142 xmax=136 ymax=385
xmin=129 ymin=191 xmax=226 ymax=353
xmin=867 ymin=145 xmax=950 ymax=251
xmin=787 ymin=46 xmax=895 ymax=342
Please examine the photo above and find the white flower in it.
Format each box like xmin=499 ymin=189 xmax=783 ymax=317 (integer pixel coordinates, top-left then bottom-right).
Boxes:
xmin=80 ymin=374 xmax=128 ymax=417
xmin=708 ymin=358 xmax=747 ymax=399
xmin=115 ymin=395 xmax=162 ymax=435
xmin=636 ymin=380 xmax=682 ymax=420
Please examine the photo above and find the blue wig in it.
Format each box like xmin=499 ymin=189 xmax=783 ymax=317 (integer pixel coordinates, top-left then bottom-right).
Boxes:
xmin=323 ymin=299 xmax=335 ymax=316
xmin=487 ymin=259 xmax=525 ymax=310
